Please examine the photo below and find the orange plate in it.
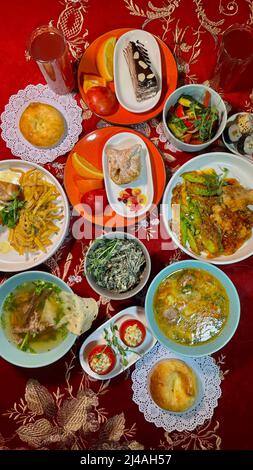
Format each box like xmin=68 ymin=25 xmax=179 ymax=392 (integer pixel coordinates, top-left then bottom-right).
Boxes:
xmin=64 ymin=127 xmax=166 ymax=228
xmin=77 ymin=28 xmax=178 ymax=125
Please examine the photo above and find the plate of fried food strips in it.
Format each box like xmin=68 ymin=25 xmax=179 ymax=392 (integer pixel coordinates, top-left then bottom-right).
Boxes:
xmin=0 ymin=160 xmax=69 ymax=272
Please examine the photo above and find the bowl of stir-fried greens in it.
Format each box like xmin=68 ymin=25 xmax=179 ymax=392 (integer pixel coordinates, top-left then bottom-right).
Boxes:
xmin=85 ymin=231 xmax=151 ymax=300
xmin=163 ymin=84 xmax=227 ymax=152
xmin=162 ymin=152 xmax=253 ymax=264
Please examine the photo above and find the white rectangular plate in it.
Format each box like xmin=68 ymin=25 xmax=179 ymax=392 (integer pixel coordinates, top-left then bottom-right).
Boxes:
xmin=79 ymin=306 xmax=157 ymax=380
xmin=102 ymin=131 xmax=154 ymax=218
xmin=114 ymin=29 xmax=162 ymax=113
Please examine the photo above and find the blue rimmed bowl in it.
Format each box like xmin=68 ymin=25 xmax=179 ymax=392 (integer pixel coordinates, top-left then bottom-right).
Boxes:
xmin=0 ymin=271 xmax=77 ymax=368
xmin=145 ymin=260 xmax=240 ymax=357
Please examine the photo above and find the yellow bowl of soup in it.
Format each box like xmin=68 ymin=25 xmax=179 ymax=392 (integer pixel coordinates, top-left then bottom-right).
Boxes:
xmin=145 ymin=260 xmax=240 ymax=357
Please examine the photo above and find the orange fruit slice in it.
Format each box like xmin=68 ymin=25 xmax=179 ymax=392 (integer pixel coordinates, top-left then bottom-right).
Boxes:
xmin=75 ymin=178 xmax=104 ymax=194
xmin=83 ymin=74 xmax=107 ymax=93
xmin=72 ymin=152 xmax=104 ymax=180
xmin=96 ymin=36 xmax=116 ymax=82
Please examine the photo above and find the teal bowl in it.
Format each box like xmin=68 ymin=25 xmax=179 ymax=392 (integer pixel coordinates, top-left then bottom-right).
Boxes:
xmin=145 ymin=260 xmax=240 ymax=357
xmin=0 ymin=271 xmax=77 ymax=368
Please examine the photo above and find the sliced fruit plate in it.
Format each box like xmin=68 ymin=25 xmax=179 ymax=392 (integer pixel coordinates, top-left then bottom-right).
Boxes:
xmin=64 ymin=126 xmax=166 ymax=228
xmin=77 ymin=28 xmax=178 ymax=125
xmin=79 ymin=306 xmax=157 ymax=380
xmin=102 ymin=131 xmax=154 ymax=218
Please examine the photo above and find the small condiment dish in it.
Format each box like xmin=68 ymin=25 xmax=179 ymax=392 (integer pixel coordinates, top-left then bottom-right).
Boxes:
xmin=79 ymin=306 xmax=156 ymax=380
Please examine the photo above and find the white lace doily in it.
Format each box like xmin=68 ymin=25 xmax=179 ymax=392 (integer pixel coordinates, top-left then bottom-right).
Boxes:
xmin=0 ymin=84 xmax=83 ymax=164
xmin=131 ymin=344 xmax=221 ymax=432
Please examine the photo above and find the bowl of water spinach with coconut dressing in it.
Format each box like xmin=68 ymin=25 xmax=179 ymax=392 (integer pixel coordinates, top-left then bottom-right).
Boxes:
xmin=85 ymin=231 xmax=151 ymax=300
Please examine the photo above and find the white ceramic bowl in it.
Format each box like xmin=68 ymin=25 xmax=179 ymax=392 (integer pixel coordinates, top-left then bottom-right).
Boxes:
xmin=161 ymin=152 xmax=253 ymax=264
xmin=84 ymin=231 xmax=151 ymax=300
xmin=162 ymin=84 xmax=227 ymax=152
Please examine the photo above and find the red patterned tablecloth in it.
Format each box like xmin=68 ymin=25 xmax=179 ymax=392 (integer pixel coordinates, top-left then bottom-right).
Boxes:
xmin=0 ymin=0 xmax=253 ymax=451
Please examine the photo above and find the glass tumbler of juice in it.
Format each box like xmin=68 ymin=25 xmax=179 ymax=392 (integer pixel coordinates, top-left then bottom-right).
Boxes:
xmin=210 ymin=24 xmax=253 ymax=92
xmin=27 ymin=25 xmax=75 ymax=95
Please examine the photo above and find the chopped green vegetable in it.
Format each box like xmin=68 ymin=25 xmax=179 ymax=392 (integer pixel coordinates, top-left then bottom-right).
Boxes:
xmin=187 ymin=228 xmax=199 ymax=254
xmin=168 ymin=121 xmax=185 ymax=139
xmin=2 ymin=292 xmax=16 ymax=312
xmin=33 ymin=280 xmax=61 ymax=296
xmin=180 ymin=213 xmax=188 ymax=246
xmin=172 ymin=168 xmax=230 ymax=257
xmin=86 ymin=238 xmax=146 ymax=293
xmin=0 ymin=195 xmax=25 ymax=229
xmin=19 ymin=332 xmax=30 ymax=352
xmin=186 ymin=181 xmax=221 ymax=197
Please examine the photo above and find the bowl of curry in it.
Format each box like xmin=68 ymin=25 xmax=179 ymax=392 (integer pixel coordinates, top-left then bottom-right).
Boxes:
xmin=145 ymin=260 xmax=240 ymax=357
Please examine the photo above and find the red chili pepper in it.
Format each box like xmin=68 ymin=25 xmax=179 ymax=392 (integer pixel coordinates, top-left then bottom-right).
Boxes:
xmin=185 ymin=121 xmax=196 ymax=129
xmin=203 ymin=90 xmax=211 ymax=107
xmin=175 ymin=104 xmax=194 ymax=128
xmin=175 ymin=104 xmax=184 ymax=118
